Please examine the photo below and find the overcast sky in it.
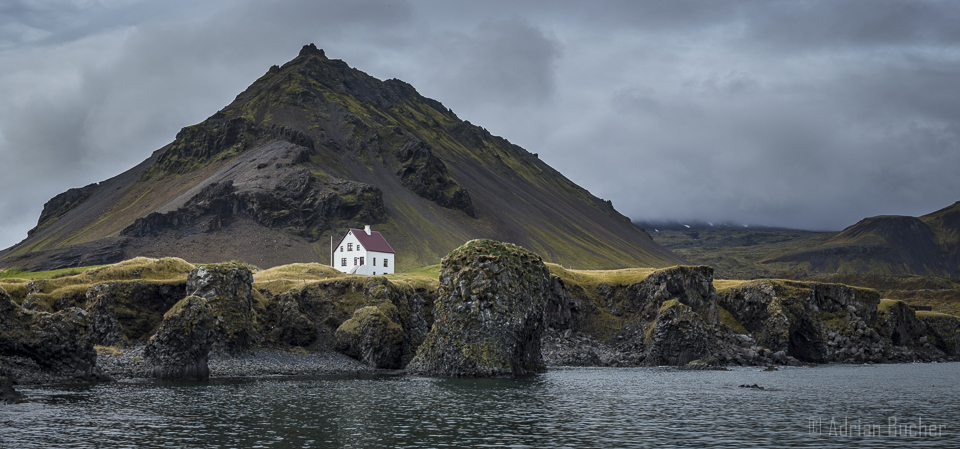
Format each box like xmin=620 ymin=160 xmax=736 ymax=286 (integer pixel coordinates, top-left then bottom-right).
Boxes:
xmin=2 ymin=0 xmax=959 ymax=249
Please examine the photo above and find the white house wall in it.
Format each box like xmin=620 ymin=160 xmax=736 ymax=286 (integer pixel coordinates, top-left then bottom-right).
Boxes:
xmin=333 ymin=233 xmax=395 ymax=275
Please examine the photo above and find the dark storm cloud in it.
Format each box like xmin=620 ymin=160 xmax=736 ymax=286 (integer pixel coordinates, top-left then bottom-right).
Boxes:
xmin=1 ymin=0 xmax=959 ymax=248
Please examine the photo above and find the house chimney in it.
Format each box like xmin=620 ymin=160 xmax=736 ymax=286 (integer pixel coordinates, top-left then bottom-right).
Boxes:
xmin=364 ymin=225 xmax=371 ymax=235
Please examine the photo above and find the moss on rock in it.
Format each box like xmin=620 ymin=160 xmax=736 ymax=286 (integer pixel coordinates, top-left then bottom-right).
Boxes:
xmin=407 ymin=239 xmax=550 ymax=377
xmin=144 ymin=295 xmax=215 ymax=380
xmin=645 ymin=300 xmax=710 ymax=366
xmin=334 ymin=304 xmax=405 ymax=368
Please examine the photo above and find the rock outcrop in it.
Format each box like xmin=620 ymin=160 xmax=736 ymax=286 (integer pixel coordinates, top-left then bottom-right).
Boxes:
xmin=717 ymin=281 xmax=840 ymax=363
xmin=407 ymin=239 xmax=551 ymax=377
xmin=606 ymin=265 xmax=718 ymax=324
xmin=143 ymin=296 xmax=215 ymax=380
xmin=334 ymin=304 xmax=405 ymax=369
xmin=265 ymin=295 xmax=317 ymax=347
xmin=83 ymin=281 xmax=185 ymax=346
xmin=265 ymin=276 xmax=429 ymax=366
xmin=122 ymin=173 xmax=386 ymax=243
xmin=187 ymin=263 xmax=258 ymax=354
xmin=395 ymin=140 xmax=475 ymax=217
xmin=0 ymin=287 xmax=103 ymax=381
xmin=918 ymin=312 xmax=960 ymax=355
xmin=545 ymin=276 xmax=587 ymax=331
xmin=644 ymin=300 xmax=711 ymax=366
xmin=543 ymin=265 xmax=960 ymax=368
xmin=27 ymin=182 xmax=100 ymax=237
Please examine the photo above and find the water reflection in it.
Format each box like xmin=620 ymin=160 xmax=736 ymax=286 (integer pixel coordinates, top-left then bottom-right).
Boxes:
xmin=1 ymin=364 xmax=957 ymax=448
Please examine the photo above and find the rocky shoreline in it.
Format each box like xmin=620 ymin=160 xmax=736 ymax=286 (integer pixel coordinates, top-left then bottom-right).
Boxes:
xmin=7 ymin=334 xmax=955 ymax=390
xmin=541 ymin=328 xmax=960 ymax=368
xmin=3 ymin=244 xmax=960 ymax=398
xmin=2 ymin=346 xmax=376 ymax=387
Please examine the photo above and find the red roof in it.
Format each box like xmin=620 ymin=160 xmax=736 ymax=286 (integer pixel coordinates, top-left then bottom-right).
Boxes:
xmin=344 ymin=228 xmax=395 ymax=254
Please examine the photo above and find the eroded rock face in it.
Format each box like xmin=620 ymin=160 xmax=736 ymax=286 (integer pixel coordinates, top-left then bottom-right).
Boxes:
xmin=334 ymin=304 xmax=405 ymax=369
xmin=645 ymin=301 xmax=710 ymax=366
xmin=629 ymin=265 xmax=719 ymax=324
xmin=716 ymin=280 xmax=881 ymax=363
xmin=85 ymin=291 xmax=124 ymax=347
xmin=598 ymin=265 xmax=719 ymax=325
xmin=84 ymin=281 xmax=186 ymax=346
xmin=266 ymin=296 xmax=317 ymax=347
xmin=919 ymin=314 xmax=960 ymax=356
xmin=545 ymin=276 xmax=586 ymax=331
xmin=407 ymin=239 xmax=550 ymax=377
xmin=877 ymin=300 xmax=921 ymax=347
xmin=267 ymin=277 xmax=429 ymax=365
xmin=394 ymin=140 xmax=475 ymax=217
xmin=143 ymin=296 xmax=215 ymax=380
xmin=187 ymin=263 xmax=257 ymax=354
xmin=0 ymin=287 xmax=101 ymax=380
xmin=28 ymin=183 xmax=100 ymax=237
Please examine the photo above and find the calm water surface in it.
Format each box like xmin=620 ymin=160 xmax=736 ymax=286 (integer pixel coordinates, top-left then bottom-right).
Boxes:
xmin=1 ymin=363 xmax=958 ymax=448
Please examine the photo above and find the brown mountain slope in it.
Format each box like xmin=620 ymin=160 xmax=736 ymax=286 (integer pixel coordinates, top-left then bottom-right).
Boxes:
xmin=0 ymin=44 xmax=684 ymax=272
xmin=763 ymin=202 xmax=960 ymax=277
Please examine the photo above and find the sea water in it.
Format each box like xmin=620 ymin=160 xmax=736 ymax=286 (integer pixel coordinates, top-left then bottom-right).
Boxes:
xmin=1 ymin=363 xmax=958 ymax=448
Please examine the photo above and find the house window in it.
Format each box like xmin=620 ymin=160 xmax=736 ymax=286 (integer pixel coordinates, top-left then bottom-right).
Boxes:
xmin=341 ymin=258 xmax=347 ymax=267
xmin=360 ymin=257 xmax=365 ymax=265
xmin=340 ymin=246 xmax=344 ymax=252
xmin=357 ymin=245 xmax=362 ymax=252
xmin=384 ymin=259 xmax=388 ymax=268
xmin=347 ymin=243 xmax=353 ymax=251
xmin=353 ymin=257 xmax=358 ymax=266
xmin=373 ymin=258 xmax=377 ymax=266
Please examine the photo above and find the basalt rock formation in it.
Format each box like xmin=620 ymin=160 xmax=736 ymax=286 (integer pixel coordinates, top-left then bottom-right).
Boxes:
xmin=84 ymin=281 xmax=186 ymax=346
xmin=0 ymin=287 xmax=104 ymax=381
xmin=0 ymin=44 xmax=684 ymax=272
xmin=265 ymin=276 xmax=429 ymax=367
xmin=143 ymin=295 xmax=215 ymax=380
xmin=644 ymin=301 xmax=711 ymax=366
xmin=334 ymin=304 xmax=406 ymax=369
xmin=187 ymin=263 xmax=258 ymax=354
xmin=407 ymin=240 xmax=551 ymax=377
xmin=542 ymin=264 xmax=960 ymax=368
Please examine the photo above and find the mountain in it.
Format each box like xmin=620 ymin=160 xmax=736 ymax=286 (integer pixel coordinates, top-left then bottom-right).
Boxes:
xmin=762 ymin=202 xmax=960 ymax=277
xmin=0 ymin=44 xmax=683 ymax=272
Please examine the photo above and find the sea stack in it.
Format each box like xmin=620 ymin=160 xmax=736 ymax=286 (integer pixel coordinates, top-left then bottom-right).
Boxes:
xmin=407 ymin=239 xmax=550 ymax=377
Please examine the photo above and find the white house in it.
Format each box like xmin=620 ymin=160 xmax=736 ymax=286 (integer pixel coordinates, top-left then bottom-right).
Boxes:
xmin=333 ymin=225 xmax=396 ymax=275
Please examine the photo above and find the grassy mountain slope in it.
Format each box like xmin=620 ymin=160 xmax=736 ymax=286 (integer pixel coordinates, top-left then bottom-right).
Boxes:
xmin=0 ymin=44 xmax=683 ymax=272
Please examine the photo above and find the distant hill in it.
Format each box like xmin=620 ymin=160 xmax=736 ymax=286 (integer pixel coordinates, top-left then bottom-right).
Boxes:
xmin=0 ymin=44 xmax=684 ymax=272
xmin=764 ymin=202 xmax=960 ymax=277
xmin=643 ymin=226 xmax=834 ymax=278
xmin=643 ymin=202 xmax=960 ymax=279
xmin=634 ymin=220 xmax=795 ymax=233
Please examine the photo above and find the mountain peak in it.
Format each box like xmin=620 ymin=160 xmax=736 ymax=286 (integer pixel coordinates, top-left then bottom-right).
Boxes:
xmin=0 ymin=45 xmax=684 ymax=271
xmin=298 ymin=43 xmax=326 ymax=58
